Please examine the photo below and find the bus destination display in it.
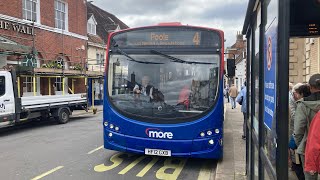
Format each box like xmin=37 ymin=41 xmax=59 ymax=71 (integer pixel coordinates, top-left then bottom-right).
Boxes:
xmin=112 ymin=28 xmax=221 ymax=48
xmin=126 ymin=31 xmax=201 ymax=46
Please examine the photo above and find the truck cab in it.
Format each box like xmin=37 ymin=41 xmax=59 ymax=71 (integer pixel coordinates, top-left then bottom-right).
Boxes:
xmin=0 ymin=71 xmax=16 ymax=126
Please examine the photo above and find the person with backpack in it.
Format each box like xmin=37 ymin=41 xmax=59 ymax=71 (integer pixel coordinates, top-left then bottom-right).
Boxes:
xmin=293 ymin=74 xmax=320 ymax=180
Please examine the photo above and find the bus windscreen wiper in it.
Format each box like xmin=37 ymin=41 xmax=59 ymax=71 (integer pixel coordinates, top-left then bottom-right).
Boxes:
xmin=115 ymin=47 xmax=163 ymax=64
xmin=150 ymin=50 xmax=216 ymax=65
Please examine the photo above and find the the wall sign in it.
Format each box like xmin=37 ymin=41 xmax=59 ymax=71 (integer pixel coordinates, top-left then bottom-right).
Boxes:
xmin=0 ymin=20 xmax=34 ymax=35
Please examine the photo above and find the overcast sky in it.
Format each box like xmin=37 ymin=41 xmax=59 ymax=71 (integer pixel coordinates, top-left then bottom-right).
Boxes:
xmin=92 ymin=0 xmax=248 ymax=48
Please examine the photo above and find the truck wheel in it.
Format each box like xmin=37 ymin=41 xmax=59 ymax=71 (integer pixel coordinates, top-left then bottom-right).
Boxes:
xmin=57 ymin=108 xmax=70 ymax=124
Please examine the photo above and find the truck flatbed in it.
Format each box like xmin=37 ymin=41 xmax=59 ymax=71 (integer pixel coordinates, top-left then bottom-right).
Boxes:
xmin=21 ymin=94 xmax=86 ymax=110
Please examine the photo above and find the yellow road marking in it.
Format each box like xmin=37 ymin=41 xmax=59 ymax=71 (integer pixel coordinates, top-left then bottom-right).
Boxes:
xmin=136 ymin=156 xmax=159 ymax=177
xmin=94 ymin=153 xmax=133 ymax=172
xmin=156 ymin=158 xmax=187 ymax=180
xmin=118 ymin=156 xmax=147 ymax=175
xmin=87 ymin=145 xmax=103 ymax=154
xmin=31 ymin=166 xmax=64 ymax=180
xmin=197 ymin=160 xmax=214 ymax=180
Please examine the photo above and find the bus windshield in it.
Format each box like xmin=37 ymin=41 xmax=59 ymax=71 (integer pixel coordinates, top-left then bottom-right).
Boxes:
xmin=107 ymin=51 xmax=220 ymax=123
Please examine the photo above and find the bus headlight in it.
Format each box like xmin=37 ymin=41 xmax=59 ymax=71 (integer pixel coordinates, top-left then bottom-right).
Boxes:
xmin=200 ymin=132 xmax=205 ymax=137
xmin=209 ymin=139 xmax=214 ymax=145
xmin=215 ymin=129 xmax=220 ymax=134
xmin=108 ymin=132 xmax=113 ymax=137
xmin=115 ymin=127 xmax=119 ymax=131
xmin=207 ymin=130 xmax=212 ymax=136
xmin=104 ymin=122 xmax=108 ymax=127
xmin=110 ymin=124 xmax=114 ymax=129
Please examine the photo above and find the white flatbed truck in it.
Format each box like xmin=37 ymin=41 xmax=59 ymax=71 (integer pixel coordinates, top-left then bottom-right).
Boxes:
xmin=0 ymin=70 xmax=87 ymax=127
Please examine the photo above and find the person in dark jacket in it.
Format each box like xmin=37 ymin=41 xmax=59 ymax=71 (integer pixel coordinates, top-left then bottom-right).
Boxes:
xmin=293 ymin=74 xmax=320 ymax=180
xmin=133 ymin=75 xmax=154 ymax=99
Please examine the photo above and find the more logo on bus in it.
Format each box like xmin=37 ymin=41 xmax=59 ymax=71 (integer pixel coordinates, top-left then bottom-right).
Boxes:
xmin=145 ymin=128 xmax=173 ymax=139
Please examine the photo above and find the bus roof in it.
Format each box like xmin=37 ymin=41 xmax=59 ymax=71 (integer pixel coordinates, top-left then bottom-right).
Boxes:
xmin=157 ymin=22 xmax=182 ymax=26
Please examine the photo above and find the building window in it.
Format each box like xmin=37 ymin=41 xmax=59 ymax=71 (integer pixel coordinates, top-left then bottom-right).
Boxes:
xmin=23 ymin=76 xmax=36 ymax=93
xmin=54 ymin=77 xmax=63 ymax=91
xmin=87 ymin=22 xmax=96 ymax=35
xmin=101 ymin=53 xmax=104 ymax=66
xmin=22 ymin=0 xmax=40 ymax=22
xmin=55 ymin=0 xmax=67 ymax=30
xmin=0 ymin=76 xmax=5 ymax=96
xmin=96 ymin=53 xmax=104 ymax=65
xmin=87 ymin=15 xmax=97 ymax=35
xmin=56 ymin=57 xmax=65 ymax=69
xmin=22 ymin=54 xmax=37 ymax=67
xmin=96 ymin=53 xmax=100 ymax=65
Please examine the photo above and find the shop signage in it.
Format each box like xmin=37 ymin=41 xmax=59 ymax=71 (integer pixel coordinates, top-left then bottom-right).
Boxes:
xmin=0 ymin=20 xmax=34 ymax=35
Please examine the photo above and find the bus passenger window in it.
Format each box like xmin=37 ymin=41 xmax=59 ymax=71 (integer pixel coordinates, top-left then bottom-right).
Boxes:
xmin=0 ymin=76 xmax=5 ymax=96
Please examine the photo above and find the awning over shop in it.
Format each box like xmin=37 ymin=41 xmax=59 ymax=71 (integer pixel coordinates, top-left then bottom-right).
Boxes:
xmin=0 ymin=36 xmax=32 ymax=56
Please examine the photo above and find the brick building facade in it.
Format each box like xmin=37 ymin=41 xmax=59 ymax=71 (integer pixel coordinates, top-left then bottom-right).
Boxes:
xmin=0 ymin=0 xmax=88 ymax=97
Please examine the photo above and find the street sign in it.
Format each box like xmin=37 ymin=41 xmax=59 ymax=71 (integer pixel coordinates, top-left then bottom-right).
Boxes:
xmin=264 ymin=16 xmax=277 ymax=130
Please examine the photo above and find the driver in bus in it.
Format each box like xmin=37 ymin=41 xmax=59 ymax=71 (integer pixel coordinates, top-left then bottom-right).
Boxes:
xmin=133 ymin=75 xmax=154 ymax=99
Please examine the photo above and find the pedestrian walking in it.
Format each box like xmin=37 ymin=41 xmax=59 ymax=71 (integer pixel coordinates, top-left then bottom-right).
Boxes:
xmin=225 ymin=85 xmax=230 ymax=103
xmin=236 ymin=81 xmax=247 ymax=139
xmin=228 ymin=84 xmax=238 ymax=109
xmin=293 ymin=74 xmax=320 ymax=180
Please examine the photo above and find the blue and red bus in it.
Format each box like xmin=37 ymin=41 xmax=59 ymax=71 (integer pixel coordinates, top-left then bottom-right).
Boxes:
xmin=103 ymin=22 xmax=224 ymax=159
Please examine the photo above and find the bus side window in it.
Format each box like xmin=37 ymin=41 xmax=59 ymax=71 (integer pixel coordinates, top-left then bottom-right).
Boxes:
xmin=0 ymin=76 xmax=5 ymax=96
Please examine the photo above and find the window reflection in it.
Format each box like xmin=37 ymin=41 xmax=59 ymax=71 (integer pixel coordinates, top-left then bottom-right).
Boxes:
xmin=107 ymin=54 xmax=220 ymax=122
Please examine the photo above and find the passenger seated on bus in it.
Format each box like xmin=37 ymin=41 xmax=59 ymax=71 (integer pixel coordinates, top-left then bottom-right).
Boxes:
xmin=133 ymin=75 xmax=154 ymax=99
xmin=177 ymin=85 xmax=191 ymax=109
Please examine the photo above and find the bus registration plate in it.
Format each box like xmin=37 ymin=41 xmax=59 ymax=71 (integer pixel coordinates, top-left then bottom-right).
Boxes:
xmin=145 ymin=148 xmax=171 ymax=156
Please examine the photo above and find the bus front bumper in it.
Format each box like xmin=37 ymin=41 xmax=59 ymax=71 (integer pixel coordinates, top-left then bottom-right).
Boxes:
xmin=104 ymin=130 xmax=223 ymax=159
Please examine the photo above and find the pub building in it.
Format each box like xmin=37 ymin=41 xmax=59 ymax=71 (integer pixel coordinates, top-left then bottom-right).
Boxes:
xmin=242 ymin=0 xmax=319 ymax=179
xmin=0 ymin=0 xmax=90 ymax=97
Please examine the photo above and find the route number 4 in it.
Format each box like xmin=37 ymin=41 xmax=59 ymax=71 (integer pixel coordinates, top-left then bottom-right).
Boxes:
xmin=193 ymin=32 xmax=200 ymax=45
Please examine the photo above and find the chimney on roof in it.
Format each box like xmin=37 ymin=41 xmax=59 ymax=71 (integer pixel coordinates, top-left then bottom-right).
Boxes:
xmin=236 ymin=31 xmax=243 ymax=41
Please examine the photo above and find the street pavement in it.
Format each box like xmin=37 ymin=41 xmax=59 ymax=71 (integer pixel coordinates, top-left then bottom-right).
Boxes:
xmin=215 ymin=102 xmax=246 ymax=180
xmin=0 ymin=110 xmax=217 ymax=180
